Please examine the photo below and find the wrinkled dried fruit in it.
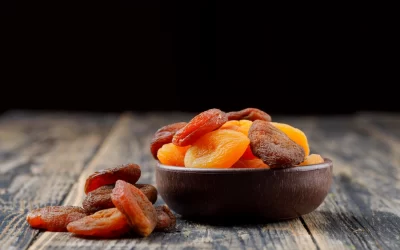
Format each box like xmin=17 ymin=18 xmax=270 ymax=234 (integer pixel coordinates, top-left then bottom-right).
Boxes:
xmin=134 ymin=184 xmax=158 ymax=204
xmin=249 ymin=120 xmax=305 ymax=167
xmin=231 ymin=158 xmax=270 ymax=169
xmin=84 ymin=163 xmax=141 ymax=194
xmin=150 ymin=122 xmax=187 ymax=159
xmin=26 ymin=206 xmax=87 ymax=232
xmin=172 ymin=108 xmax=228 ymax=147
xmin=83 ymin=185 xmax=115 ymax=214
xmin=83 ymin=184 xmax=158 ymax=214
xmin=184 ymin=129 xmax=250 ymax=168
xmin=227 ymin=108 xmax=271 ymax=122
xmin=271 ymin=122 xmax=310 ymax=157
xmin=219 ymin=120 xmax=256 ymax=160
xmin=298 ymin=154 xmax=324 ymax=166
xmin=155 ymin=205 xmax=176 ymax=232
xmin=157 ymin=143 xmax=190 ymax=166
xmin=67 ymin=208 xmax=130 ymax=238
xmin=111 ymin=180 xmax=157 ymax=237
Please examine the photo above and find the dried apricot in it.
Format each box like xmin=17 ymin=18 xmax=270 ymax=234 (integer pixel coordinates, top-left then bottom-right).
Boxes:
xmin=150 ymin=122 xmax=187 ymax=159
xmin=67 ymin=208 xmax=130 ymax=238
xmin=134 ymin=184 xmax=158 ymax=204
xmin=231 ymin=158 xmax=270 ymax=169
xmin=155 ymin=205 xmax=176 ymax=232
xmin=298 ymin=154 xmax=324 ymax=166
xmin=227 ymin=108 xmax=271 ymax=122
xmin=157 ymin=143 xmax=190 ymax=166
xmin=83 ymin=184 xmax=158 ymax=214
xmin=111 ymin=180 xmax=157 ymax=237
xmin=219 ymin=120 xmax=256 ymax=160
xmin=83 ymin=185 xmax=115 ymax=214
xmin=172 ymin=108 xmax=228 ymax=147
xmin=271 ymin=122 xmax=310 ymax=157
xmin=84 ymin=163 xmax=141 ymax=194
xmin=26 ymin=206 xmax=87 ymax=232
xmin=249 ymin=120 xmax=305 ymax=167
xmin=184 ymin=129 xmax=250 ymax=168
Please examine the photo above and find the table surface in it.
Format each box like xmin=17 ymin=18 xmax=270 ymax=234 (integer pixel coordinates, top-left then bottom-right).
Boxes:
xmin=0 ymin=110 xmax=399 ymax=250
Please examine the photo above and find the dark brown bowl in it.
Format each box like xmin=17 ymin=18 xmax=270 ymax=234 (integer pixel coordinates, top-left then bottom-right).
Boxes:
xmin=156 ymin=158 xmax=333 ymax=221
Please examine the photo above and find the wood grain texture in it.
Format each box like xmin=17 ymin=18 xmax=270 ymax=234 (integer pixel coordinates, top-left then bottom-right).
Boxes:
xmin=0 ymin=111 xmax=116 ymax=250
xmin=29 ymin=112 xmax=317 ymax=250
xmin=284 ymin=115 xmax=400 ymax=250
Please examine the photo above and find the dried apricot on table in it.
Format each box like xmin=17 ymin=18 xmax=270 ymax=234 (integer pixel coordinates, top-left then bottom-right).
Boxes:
xmin=84 ymin=163 xmax=141 ymax=194
xmin=26 ymin=206 xmax=87 ymax=232
xmin=271 ymin=122 xmax=310 ymax=157
xmin=249 ymin=120 xmax=305 ymax=167
xmin=219 ymin=120 xmax=256 ymax=160
xmin=184 ymin=129 xmax=250 ymax=168
xmin=155 ymin=205 xmax=176 ymax=232
xmin=111 ymin=180 xmax=157 ymax=237
xmin=157 ymin=143 xmax=190 ymax=166
xmin=83 ymin=185 xmax=115 ymax=214
xmin=67 ymin=208 xmax=130 ymax=238
xmin=172 ymin=108 xmax=228 ymax=147
xmin=227 ymin=108 xmax=271 ymax=122
xmin=83 ymin=184 xmax=158 ymax=214
xmin=150 ymin=122 xmax=187 ymax=159
xmin=231 ymin=158 xmax=270 ymax=169
xmin=134 ymin=184 xmax=158 ymax=204
xmin=298 ymin=154 xmax=324 ymax=166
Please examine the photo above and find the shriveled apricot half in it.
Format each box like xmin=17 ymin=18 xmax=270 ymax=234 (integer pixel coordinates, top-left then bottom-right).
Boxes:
xmin=26 ymin=206 xmax=87 ymax=232
xmin=271 ymin=122 xmax=310 ymax=157
xmin=298 ymin=154 xmax=324 ymax=166
xmin=67 ymin=208 xmax=130 ymax=238
xmin=111 ymin=180 xmax=157 ymax=237
xmin=220 ymin=120 xmax=256 ymax=160
xmin=184 ymin=129 xmax=250 ymax=168
xmin=157 ymin=143 xmax=190 ymax=166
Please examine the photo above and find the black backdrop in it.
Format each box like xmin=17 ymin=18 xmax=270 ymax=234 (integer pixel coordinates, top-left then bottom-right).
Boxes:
xmin=0 ymin=2 xmax=397 ymax=115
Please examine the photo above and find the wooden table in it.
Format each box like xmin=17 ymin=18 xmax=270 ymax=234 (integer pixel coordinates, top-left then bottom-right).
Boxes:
xmin=0 ymin=110 xmax=399 ymax=250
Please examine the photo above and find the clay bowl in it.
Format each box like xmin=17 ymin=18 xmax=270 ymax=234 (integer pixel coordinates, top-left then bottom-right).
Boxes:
xmin=156 ymin=158 xmax=333 ymax=222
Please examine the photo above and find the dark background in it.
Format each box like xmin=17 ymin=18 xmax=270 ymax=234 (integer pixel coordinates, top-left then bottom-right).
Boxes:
xmin=0 ymin=2 xmax=398 ymax=116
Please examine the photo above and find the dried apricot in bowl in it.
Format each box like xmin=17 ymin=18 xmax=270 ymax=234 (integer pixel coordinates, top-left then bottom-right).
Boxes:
xmin=157 ymin=143 xmax=190 ymax=167
xmin=271 ymin=122 xmax=310 ymax=157
xmin=298 ymin=154 xmax=324 ymax=166
xmin=184 ymin=129 xmax=250 ymax=168
xmin=249 ymin=120 xmax=305 ymax=167
xmin=150 ymin=122 xmax=187 ymax=159
xmin=172 ymin=108 xmax=228 ymax=147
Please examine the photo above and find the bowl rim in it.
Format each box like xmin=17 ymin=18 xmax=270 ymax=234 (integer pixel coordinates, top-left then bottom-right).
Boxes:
xmin=157 ymin=158 xmax=332 ymax=173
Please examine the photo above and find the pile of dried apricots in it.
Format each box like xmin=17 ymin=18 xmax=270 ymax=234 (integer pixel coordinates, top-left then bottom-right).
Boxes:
xmin=151 ymin=108 xmax=324 ymax=169
xmin=26 ymin=163 xmax=176 ymax=238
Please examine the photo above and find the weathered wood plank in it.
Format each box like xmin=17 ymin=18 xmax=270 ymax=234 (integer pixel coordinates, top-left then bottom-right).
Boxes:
xmin=282 ymin=116 xmax=400 ymax=250
xmin=0 ymin=111 xmax=116 ymax=250
xmin=29 ymin=112 xmax=317 ymax=250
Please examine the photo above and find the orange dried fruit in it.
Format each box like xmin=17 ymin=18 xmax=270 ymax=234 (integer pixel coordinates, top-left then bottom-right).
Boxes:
xmin=249 ymin=120 xmax=305 ymax=168
xmin=67 ymin=208 xmax=130 ymax=238
xmin=184 ymin=129 xmax=250 ymax=168
xmin=134 ymin=184 xmax=158 ymax=204
xmin=172 ymin=108 xmax=228 ymax=147
xmin=83 ymin=185 xmax=115 ymax=214
xmin=157 ymin=143 xmax=190 ymax=166
xmin=298 ymin=154 xmax=324 ymax=166
xmin=111 ymin=180 xmax=157 ymax=237
xmin=26 ymin=206 xmax=87 ymax=232
xmin=220 ymin=120 xmax=256 ymax=160
xmin=271 ymin=122 xmax=310 ymax=157
xmin=155 ymin=205 xmax=176 ymax=232
xmin=231 ymin=158 xmax=270 ymax=169
xmin=227 ymin=108 xmax=271 ymax=121
xmin=84 ymin=163 xmax=141 ymax=194
xmin=150 ymin=122 xmax=187 ymax=159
